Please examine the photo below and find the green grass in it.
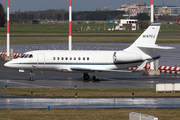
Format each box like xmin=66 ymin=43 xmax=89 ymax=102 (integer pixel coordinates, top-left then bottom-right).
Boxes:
xmin=0 ymin=23 xmax=179 ymax=44
xmin=0 ymin=109 xmax=179 ymax=120
xmin=0 ymin=23 xmax=180 ymax=35
xmin=0 ymin=88 xmax=180 ymax=98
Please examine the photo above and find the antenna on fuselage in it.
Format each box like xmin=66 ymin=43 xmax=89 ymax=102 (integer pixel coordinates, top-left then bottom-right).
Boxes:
xmin=69 ymin=0 xmax=72 ymax=50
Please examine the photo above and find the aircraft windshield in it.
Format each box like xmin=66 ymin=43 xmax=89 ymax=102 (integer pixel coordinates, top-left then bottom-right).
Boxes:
xmin=19 ymin=54 xmax=33 ymax=58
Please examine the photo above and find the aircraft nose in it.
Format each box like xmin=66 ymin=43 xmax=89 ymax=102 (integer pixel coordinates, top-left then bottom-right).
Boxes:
xmin=4 ymin=61 xmax=11 ymax=67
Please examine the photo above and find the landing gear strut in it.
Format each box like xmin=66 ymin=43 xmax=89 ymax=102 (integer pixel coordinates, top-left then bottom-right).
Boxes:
xmin=28 ymin=70 xmax=35 ymax=81
xmin=83 ymin=73 xmax=90 ymax=80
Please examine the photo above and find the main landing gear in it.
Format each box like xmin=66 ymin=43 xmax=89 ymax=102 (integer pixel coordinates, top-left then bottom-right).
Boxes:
xmin=92 ymin=76 xmax=99 ymax=81
xmin=83 ymin=72 xmax=99 ymax=81
xmin=83 ymin=73 xmax=90 ymax=80
xmin=28 ymin=70 xmax=35 ymax=81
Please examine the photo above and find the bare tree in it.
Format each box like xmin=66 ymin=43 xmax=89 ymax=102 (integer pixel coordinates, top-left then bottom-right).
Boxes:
xmin=0 ymin=3 xmax=5 ymax=27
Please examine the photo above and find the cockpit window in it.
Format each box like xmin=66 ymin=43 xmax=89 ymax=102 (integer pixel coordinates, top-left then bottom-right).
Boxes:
xmin=19 ymin=54 xmax=33 ymax=58
xmin=28 ymin=54 xmax=33 ymax=58
xmin=24 ymin=54 xmax=29 ymax=58
xmin=20 ymin=54 xmax=25 ymax=58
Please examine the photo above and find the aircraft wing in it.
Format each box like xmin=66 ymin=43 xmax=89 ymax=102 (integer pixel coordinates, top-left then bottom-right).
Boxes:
xmin=71 ymin=60 xmax=148 ymax=73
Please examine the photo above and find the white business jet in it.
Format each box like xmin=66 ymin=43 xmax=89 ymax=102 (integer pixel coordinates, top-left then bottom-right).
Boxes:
xmin=4 ymin=23 xmax=173 ymax=81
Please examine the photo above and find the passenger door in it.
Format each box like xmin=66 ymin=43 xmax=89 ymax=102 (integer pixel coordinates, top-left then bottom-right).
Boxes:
xmin=37 ymin=53 xmax=45 ymax=69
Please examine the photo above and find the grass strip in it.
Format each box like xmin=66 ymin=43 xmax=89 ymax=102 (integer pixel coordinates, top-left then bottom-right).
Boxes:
xmin=0 ymin=24 xmax=180 ymax=35
xmin=0 ymin=36 xmax=180 ymax=45
xmin=0 ymin=88 xmax=180 ymax=98
xmin=0 ymin=109 xmax=179 ymax=120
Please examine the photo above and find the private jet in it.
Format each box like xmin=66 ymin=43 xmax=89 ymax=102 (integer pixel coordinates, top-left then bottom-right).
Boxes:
xmin=4 ymin=23 xmax=173 ymax=81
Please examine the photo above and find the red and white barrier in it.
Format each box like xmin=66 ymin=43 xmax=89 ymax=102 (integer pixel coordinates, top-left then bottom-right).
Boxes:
xmin=127 ymin=66 xmax=138 ymax=70
xmin=12 ymin=53 xmax=22 ymax=58
xmin=127 ymin=64 xmax=180 ymax=74
xmin=127 ymin=64 xmax=150 ymax=70
xmin=0 ymin=51 xmax=6 ymax=57
xmin=159 ymin=70 xmax=180 ymax=74
xmin=159 ymin=66 xmax=180 ymax=71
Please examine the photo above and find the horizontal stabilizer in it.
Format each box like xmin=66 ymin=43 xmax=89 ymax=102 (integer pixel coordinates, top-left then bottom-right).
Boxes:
xmin=71 ymin=67 xmax=132 ymax=73
xmin=137 ymin=44 xmax=175 ymax=49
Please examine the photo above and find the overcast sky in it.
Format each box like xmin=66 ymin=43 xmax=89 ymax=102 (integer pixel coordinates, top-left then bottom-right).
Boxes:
xmin=1 ymin=0 xmax=180 ymax=12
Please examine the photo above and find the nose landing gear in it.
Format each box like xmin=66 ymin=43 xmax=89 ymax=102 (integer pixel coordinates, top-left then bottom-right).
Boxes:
xmin=28 ymin=70 xmax=35 ymax=81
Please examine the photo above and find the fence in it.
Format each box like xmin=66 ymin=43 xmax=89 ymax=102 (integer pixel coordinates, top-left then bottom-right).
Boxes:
xmin=129 ymin=112 xmax=158 ymax=120
xmin=156 ymin=83 xmax=180 ymax=93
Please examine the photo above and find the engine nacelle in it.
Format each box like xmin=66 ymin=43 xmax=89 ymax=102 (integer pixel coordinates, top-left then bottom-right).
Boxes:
xmin=113 ymin=51 xmax=143 ymax=62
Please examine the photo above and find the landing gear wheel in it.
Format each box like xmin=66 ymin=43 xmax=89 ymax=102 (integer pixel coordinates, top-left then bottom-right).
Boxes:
xmin=93 ymin=76 xmax=99 ymax=81
xmin=83 ymin=73 xmax=90 ymax=80
xmin=93 ymin=76 xmax=96 ymax=81
xmin=29 ymin=77 xmax=35 ymax=81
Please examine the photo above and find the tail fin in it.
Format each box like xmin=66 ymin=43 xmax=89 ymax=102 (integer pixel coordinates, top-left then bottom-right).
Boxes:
xmin=124 ymin=23 xmax=174 ymax=55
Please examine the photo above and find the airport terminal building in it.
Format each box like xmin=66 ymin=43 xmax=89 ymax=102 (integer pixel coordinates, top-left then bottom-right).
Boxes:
xmin=117 ymin=2 xmax=180 ymax=17
xmin=142 ymin=5 xmax=180 ymax=17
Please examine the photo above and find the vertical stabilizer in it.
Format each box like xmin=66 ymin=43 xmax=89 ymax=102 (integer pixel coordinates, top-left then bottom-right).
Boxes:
xmin=124 ymin=23 xmax=161 ymax=54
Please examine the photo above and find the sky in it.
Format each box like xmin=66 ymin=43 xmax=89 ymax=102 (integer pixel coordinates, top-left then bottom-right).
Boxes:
xmin=0 ymin=0 xmax=180 ymax=12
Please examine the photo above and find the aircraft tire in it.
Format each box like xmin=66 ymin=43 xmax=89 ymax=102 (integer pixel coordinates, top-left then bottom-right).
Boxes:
xmin=29 ymin=77 xmax=35 ymax=81
xmin=83 ymin=75 xmax=89 ymax=80
xmin=93 ymin=76 xmax=96 ymax=81
xmin=93 ymin=76 xmax=99 ymax=81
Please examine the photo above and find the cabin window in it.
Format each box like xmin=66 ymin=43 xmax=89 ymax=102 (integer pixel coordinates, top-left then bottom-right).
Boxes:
xmin=61 ymin=57 xmax=64 ymax=60
xmin=57 ymin=57 xmax=60 ymax=60
xmin=28 ymin=54 xmax=33 ymax=58
xmin=70 ymin=57 xmax=72 ymax=60
xmin=53 ymin=57 xmax=55 ymax=60
xmin=78 ymin=57 xmax=81 ymax=60
xmin=74 ymin=57 xmax=76 ymax=60
xmin=87 ymin=57 xmax=89 ymax=60
xmin=66 ymin=57 xmax=68 ymax=60
xmin=83 ymin=57 xmax=85 ymax=60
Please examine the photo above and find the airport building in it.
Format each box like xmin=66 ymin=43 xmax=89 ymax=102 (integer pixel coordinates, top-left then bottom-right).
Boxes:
xmin=117 ymin=2 xmax=180 ymax=17
xmin=113 ymin=19 xmax=138 ymax=30
xmin=142 ymin=5 xmax=180 ymax=17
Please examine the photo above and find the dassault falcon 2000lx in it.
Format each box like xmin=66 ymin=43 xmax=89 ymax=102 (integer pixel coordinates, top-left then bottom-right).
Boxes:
xmin=4 ymin=23 xmax=174 ymax=81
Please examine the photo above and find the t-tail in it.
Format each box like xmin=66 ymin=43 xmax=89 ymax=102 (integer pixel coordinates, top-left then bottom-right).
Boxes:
xmin=124 ymin=23 xmax=174 ymax=58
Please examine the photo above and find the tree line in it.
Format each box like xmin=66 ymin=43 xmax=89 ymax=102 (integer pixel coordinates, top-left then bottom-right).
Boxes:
xmin=0 ymin=3 xmax=5 ymax=27
xmin=9 ymin=10 xmax=124 ymax=21
xmin=1 ymin=3 xmax=180 ymax=26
